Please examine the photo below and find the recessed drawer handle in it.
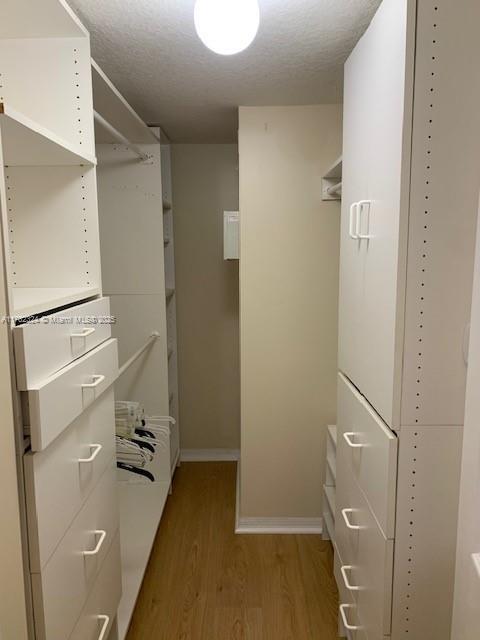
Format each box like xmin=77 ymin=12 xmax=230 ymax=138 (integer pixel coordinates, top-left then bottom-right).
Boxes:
xmin=342 ymin=508 xmax=363 ymax=531
xmin=341 ymin=565 xmax=361 ymax=591
xmin=78 ymin=443 xmax=103 ymax=464
xmin=339 ymin=604 xmax=362 ymax=631
xmin=97 ymin=615 xmax=110 ymax=640
xmin=71 ymin=327 xmax=96 ymax=340
xmin=349 ymin=202 xmax=359 ymax=239
xmin=343 ymin=432 xmax=364 ymax=448
xmin=82 ymin=374 xmax=106 ymax=389
xmin=84 ymin=530 xmax=107 ymax=557
xmin=356 ymin=199 xmax=373 ymax=239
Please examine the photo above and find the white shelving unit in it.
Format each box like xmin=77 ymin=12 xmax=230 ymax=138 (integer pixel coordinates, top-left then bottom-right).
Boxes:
xmin=335 ymin=1 xmax=480 ymax=638
xmin=161 ymin=142 xmax=181 ymax=474
xmin=321 ymin=156 xmax=342 ymax=201
xmin=0 ymin=7 xmax=101 ymax=321
xmin=322 ymin=425 xmax=337 ymax=544
xmin=0 ymin=4 xmax=113 ymax=640
xmin=116 ymin=481 xmax=170 ymax=639
xmin=92 ymin=60 xmax=173 ymax=639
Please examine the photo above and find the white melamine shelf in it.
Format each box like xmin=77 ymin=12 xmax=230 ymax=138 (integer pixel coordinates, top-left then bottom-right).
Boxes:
xmin=322 ymin=156 xmax=342 ymax=180
xmin=321 ymin=156 xmax=342 ymax=202
xmin=0 ymin=103 xmax=96 ymax=167
xmin=11 ymin=287 xmax=100 ymax=318
xmin=323 ymin=506 xmax=335 ymax=542
xmin=0 ymin=0 xmax=88 ymax=39
xmin=323 ymin=484 xmax=336 ymax=516
xmin=92 ymin=60 xmax=159 ymax=145
xmin=117 ymin=481 xmax=170 ymax=640
xmin=326 ymin=453 xmax=336 ymax=482
xmin=327 ymin=424 xmax=337 ymax=448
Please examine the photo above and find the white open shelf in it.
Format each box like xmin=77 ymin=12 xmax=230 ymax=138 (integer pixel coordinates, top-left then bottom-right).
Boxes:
xmin=323 ymin=484 xmax=336 ymax=516
xmin=11 ymin=286 xmax=100 ymax=318
xmin=327 ymin=424 xmax=337 ymax=447
xmin=92 ymin=60 xmax=159 ymax=146
xmin=117 ymin=481 xmax=170 ymax=640
xmin=0 ymin=103 xmax=96 ymax=166
xmin=323 ymin=505 xmax=335 ymax=542
xmin=0 ymin=0 xmax=88 ymax=39
xmin=321 ymin=156 xmax=342 ymax=201
xmin=326 ymin=453 xmax=336 ymax=483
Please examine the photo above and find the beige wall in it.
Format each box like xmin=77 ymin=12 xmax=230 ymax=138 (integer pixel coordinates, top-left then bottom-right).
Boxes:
xmin=239 ymin=105 xmax=342 ymax=519
xmin=171 ymin=144 xmax=240 ymax=450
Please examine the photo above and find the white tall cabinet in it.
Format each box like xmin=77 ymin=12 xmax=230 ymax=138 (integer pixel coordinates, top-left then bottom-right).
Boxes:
xmin=335 ymin=0 xmax=480 ymax=638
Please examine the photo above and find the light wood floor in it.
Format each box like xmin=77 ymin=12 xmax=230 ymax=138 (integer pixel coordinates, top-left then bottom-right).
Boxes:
xmin=126 ymin=462 xmax=339 ymax=640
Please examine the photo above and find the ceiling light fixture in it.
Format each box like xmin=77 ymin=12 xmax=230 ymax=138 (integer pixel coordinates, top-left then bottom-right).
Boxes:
xmin=194 ymin=0 xmax=260 ymax=56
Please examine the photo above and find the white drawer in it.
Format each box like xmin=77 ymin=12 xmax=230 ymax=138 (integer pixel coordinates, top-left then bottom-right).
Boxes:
xmin=31 ymin=463 xmax=119 ymax=640
xmin=338 ymin=373 xmax=398 ymax=538
xmin=335 ymin=550 xmax=367 ymax=640
xmin=14 ymin=297 xmax=112 ymax=390
xmin=24 ymin=338 xmax=118 ymax=451
xmin=335 ymin=463 xmax=394 ymax=638
xmin=335 ymin=448 xmax=360 ymax=570
xmin=25 ymin=388 xmax=115 ymax=572
xmin=70 ymin=533 xmax=122 ymax=640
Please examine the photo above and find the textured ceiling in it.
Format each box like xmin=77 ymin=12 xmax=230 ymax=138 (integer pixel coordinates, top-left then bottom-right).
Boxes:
xmin=69 ymin=0 xmax=381 ymax=142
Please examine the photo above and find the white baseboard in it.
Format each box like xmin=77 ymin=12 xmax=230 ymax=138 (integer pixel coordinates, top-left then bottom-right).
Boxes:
xmin=235 ymin=517 xmax=323 ymax=534
xmin=234 ymin=464 xmax=323 ymax=534
xmin=180 ymin=448 xmax=240 ymax=462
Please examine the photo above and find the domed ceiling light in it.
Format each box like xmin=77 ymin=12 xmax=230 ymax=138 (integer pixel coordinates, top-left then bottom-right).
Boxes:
xmin=194 ymin=0 xmax=260 ymax=56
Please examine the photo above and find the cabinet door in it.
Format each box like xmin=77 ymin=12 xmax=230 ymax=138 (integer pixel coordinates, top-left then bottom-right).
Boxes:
xmin=337 ymin=13 xmax=371 ymax=397
xmin=338 ymin=0 xmax=415 ymax=427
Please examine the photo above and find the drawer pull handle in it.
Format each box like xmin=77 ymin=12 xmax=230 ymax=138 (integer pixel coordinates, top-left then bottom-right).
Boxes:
xmin=97 ymin=615 xmax=110 ymax=640
xmin=78 ymin=443 xmax=103 ymax=464
xmin=343 ymin=432 xmax=364 ymax=448
xmin=339 ymin=604 xmax=362 ymax=631
xmin=342 ymin=508 xmax=362 ymax=531
xmin=341 ymin=565 xmax=361 ymax=591
xmin=356 ymin=199 xmax=372 ymax=239
xmin=349 ymin=202 xmax=359 ymax=239
xmin=71 ymin=327 xmax=96 ymax=340
xmin=82 ymin=374 xmax=106 ymax=389
xmin=84 ymin=530 xmax=107 ymax=557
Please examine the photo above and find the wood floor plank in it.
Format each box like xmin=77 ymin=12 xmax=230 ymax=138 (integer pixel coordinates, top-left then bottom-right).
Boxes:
xmin=126 ymin=462 xmax=339 ymax=640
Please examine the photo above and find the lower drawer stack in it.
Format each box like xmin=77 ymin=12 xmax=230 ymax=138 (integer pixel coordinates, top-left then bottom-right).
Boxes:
xmin=335 ymin=373 xmax=398 ymax=640
xmin=15 ymin=297 xmax=122 ymax=640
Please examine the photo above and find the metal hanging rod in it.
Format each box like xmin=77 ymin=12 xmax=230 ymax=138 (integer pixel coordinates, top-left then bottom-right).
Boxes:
xmin=327 ymin=181 xmax=342 ymax=196
xmin=118 ymin=332 xmax=160 ymax=378
xmin=94 ymin=110 xmax=151 ymax=162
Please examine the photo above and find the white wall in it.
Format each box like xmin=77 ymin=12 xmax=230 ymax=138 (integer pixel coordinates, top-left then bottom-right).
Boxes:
xmin=171 ymin=144 xmax=240 ymax=451
xmin=239 ymin=105 xmax=342 ymax=519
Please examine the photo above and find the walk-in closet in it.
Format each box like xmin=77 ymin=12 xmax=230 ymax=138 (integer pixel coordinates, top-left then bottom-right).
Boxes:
xmin=0 ymin=1 xmax=479 ymax=639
